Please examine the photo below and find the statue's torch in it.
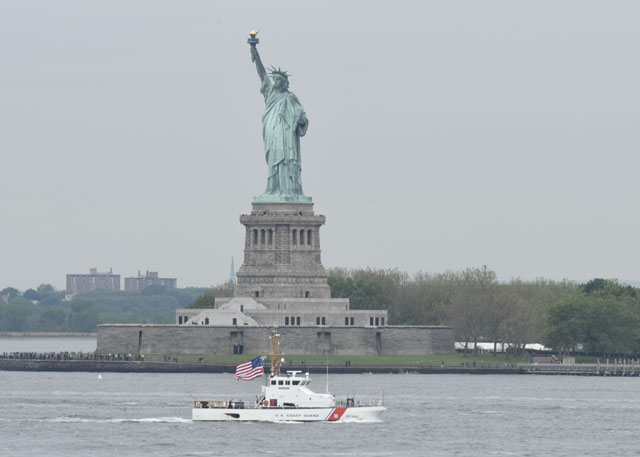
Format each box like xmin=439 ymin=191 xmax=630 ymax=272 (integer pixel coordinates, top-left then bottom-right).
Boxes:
xmin=248 ymin=29 xmax=260 ymax=61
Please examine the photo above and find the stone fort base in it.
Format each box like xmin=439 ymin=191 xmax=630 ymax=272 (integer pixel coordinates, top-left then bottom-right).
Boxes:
xmin=97 ymin=325 xmax=454 ymax=356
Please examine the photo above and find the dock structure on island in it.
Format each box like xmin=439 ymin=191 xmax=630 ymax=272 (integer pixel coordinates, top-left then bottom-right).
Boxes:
xmin=523 ymin=361 xmax=640 ymax=377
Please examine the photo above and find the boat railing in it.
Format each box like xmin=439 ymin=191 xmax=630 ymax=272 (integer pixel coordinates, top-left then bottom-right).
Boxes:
xmin=194 ymin=398 xmax=384 ymax=409
xmin=194 ymin=399 xmax=248 ymax=409
xmin=335 ymin=398 xmax=384 ymax=408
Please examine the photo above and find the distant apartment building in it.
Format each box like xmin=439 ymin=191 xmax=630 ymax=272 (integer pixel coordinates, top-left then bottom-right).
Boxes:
xmin=66 ymin=267 xmax=120 ymax=294
xmin=124 ymin=270 xmax=177 ymax=291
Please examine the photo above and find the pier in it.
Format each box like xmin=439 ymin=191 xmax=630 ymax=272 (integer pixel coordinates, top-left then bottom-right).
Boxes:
xmin=523 ymin=362 xmax=640 ymax=376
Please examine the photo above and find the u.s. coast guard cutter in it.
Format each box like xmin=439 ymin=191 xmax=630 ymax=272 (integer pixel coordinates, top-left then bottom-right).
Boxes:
xmin=192 ymin=332 xmax=386 ymax=422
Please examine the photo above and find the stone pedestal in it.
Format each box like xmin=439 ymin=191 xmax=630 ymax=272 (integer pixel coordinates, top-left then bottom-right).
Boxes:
xmin=234 ymin=202 xmax=331 ymax=300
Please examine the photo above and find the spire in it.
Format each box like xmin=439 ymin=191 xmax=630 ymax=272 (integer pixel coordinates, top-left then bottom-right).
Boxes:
xmin=229 ymin=257 xmax=237 ymax=285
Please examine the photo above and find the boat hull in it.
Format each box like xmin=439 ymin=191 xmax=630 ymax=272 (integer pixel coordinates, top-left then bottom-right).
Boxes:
xmin=192 ymin=406 xmax=385 ymax=422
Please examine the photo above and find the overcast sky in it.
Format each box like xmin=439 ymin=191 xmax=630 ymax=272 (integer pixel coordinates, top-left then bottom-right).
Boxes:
xmin=1 ymin=1 xmax=639 ymax=291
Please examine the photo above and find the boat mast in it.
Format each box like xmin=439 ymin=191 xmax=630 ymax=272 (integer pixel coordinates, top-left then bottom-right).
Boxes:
xmin=325 ymin=364 xmax=329 ymax=393
xmin=270 ymin=329 xmax=281 ymax=377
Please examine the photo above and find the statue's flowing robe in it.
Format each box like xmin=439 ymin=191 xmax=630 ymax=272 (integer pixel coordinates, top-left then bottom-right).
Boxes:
xmin=260 ymin=77 xmax=308 ymax=196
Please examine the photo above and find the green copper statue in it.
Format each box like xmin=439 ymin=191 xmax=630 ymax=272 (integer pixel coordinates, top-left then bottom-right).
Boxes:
xmin=248 ymin=30 xmax=311 ymax=203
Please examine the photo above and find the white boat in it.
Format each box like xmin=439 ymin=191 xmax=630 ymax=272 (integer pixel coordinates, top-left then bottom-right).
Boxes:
xmin=192 ymin=332 xmax=386 ymax=422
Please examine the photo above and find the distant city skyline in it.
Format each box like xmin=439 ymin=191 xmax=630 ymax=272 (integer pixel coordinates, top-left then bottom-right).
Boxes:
xmin=1 ymin=1 xmax=639 ymax=291
xmin=63 ymin=267 xmax=177 ymax=294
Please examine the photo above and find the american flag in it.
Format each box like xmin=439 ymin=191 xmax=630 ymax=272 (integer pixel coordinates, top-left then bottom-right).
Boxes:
xmin=235 ymin=356 xmax=265 ymax=380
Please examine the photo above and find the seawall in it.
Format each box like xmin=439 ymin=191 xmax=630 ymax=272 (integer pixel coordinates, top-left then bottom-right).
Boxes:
xmin=0 ymin=358 xmax=523 ymax=374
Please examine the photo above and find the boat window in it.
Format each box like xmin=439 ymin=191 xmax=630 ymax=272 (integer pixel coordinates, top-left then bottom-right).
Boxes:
xmin=285 ymin=381 xmax=290 ymax=385
xmin=278 ymin=380 xmax=284 ymax=385
xmin=292 ymin=380 xmax=300 ymax=385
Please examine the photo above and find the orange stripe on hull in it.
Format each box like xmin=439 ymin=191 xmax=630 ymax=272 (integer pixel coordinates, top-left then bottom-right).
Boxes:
xmin=327 ymin=407 xmax=347 ymax=421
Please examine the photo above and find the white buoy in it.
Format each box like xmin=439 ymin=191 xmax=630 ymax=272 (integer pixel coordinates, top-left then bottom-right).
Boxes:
xmin=97 ymin=373 xmax=103 ymax=379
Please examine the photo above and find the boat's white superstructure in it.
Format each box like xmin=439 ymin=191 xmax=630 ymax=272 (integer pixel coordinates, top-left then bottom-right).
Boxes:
xmin=192 ymin=332 xmax=386 ymax=422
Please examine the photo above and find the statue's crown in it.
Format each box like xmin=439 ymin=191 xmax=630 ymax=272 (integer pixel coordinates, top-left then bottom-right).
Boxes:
xmin=269 ymin=66 xmax=290 ymax=80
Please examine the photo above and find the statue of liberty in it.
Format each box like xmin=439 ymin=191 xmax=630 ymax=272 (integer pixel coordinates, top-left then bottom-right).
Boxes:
xmin=248 ymin=31 xmax=311 ymax=202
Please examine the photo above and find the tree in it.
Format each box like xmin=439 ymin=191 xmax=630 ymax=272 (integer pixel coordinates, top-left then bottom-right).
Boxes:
xmin=39 ymin=292 xmax=64 ymax=307
xmin=166 ymin=287 xmax=212 ymax=307
xmin=328 ymin=268 xmax=407 ymax=323
xmin=581 ymin=278 xmax=636 ymax=298
xmin=450 ymin=266 xmax=497 ymax=355
xmin=499 ymin=279 xmax=560 ymax=356
xmin=70 ymin=287 xmax=208 ymax=324
xmin=187 ymin=290 xmax=217 ymax=309
xmin=501 ymin=295 xmax=542 ymax=356
xmin=583 ymin=296 xmax=638 ymax=356
xmin=546 ymin=290 xmax=640 ymax=356
xmin=397 ymin=271 xmax=459 ymax=325
xmin=142 ymin=284 xmax=167 ymax=296
xmin=33 ymin=284 xmax=65 ymax=307
xmin=483 ymin=284 xmax=512 ymax=354
xmin=546 ymin=294 xmax=585 ymax=352
xmin=36 ymin=283 xmax=55 ymax=294
xmin=68 ymin=299 xmax=98 ymax=332
xmin=0 ymin=287 xmax=20 ymax=300
xmin=327 ymin=268 xmax=356 ymax=299
xmin=37 ymin=307 xmax=68 ymax=331
xmin=0 ymin=298 xmax=38 ymax=331
xmin=23 ymin=289 xmax=40 ymax=301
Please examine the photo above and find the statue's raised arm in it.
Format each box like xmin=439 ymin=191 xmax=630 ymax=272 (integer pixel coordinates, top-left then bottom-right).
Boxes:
xmin=247 ymin=30 xmax=311 ymax=203
xmin=249 ymin=40 xmax=266 ymax=82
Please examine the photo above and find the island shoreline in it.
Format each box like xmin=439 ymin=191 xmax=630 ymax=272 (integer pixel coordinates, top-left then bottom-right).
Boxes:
xmin=0 ymin=358 xmax=522 ymax=374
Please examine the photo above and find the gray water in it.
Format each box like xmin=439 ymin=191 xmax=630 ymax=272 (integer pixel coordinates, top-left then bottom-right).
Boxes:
xmin=0 ymin=337 xmax=97 ymax=353
xmin=0 ymin=370 xmax=638 ymax=457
